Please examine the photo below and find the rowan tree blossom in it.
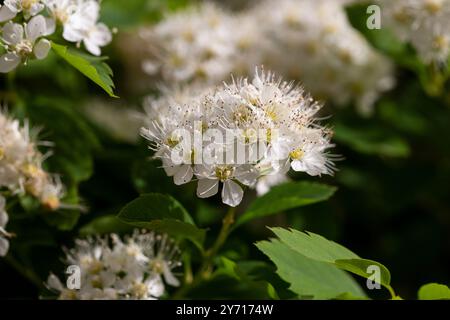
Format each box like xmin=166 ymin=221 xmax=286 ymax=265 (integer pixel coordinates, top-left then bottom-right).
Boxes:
xmin=377 ymin=0 xmax=450 ymax=64
xmin=0 ymin=110 xmax=65 ymax=256
xmin=141 ymin=69 xmax=336 ymax=207
xmin=46 ymin=231 xmax=182 ymax=300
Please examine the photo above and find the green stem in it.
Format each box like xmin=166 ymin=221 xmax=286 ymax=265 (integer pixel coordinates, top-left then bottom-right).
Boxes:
xmin=199 ymin=206 xmax=236 ymax=278
xmin=5 ymin=255 xmax=43 ymax=289
xmin=386 ymin=285 xmax=397 ymax=300
xmin=172 ymin=206 xmax=237 ymax=299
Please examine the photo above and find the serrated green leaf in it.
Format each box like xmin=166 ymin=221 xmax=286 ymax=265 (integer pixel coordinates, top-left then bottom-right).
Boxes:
xmin=270 ymin=228 xmax=392 ymax=289
xmin=51 ymin=42 xmax=117 ymax=98
xmin=418 ymin=283 xmax=450 ymax=300
xmin=117 ymin=194 xmax=205 ymax=249
xmin=235 ymin=182 xmax=337 ymax=228
xmin=256 ymin=239 xmax=367 ymax=300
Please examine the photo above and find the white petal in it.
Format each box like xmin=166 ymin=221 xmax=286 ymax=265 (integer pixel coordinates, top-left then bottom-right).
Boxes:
xmin=197 ymin=179 xmax=219 ymax=198
xmin=63 ymin=24 xmax=83 ymax=42
xmin=2 ymin=21 xmax=23 ymax=45
xmin=147 ymin=275 xmax=165 ymax=298
xmin=0 ymin=6 xmax=17 ymax=23
xmin=291 ymin=160 xmax=307 ymax=172
xmin=221 ymin=180 xmax=244 ymax=207
xmin=29 ymin=3 xmax=45 ymax=17
xmin=44 ymin=17 xmax=56 ymax=36
xmin=173 ymin=165 xmax=193 ymax=186
xmin=83 ymin=38 xmax=101 ymax=56
xmin=0 ymin=53 xmax=21 ymax=73
xmin=78 ymin=1 xmax=100 ymax=24
xmin=0 ymin=236 xmax=9 ymax=257
xmin=25 ymin=15 xmax=47 ymax=42
xmin=0 ymin=210 xmax=8 ymax=228
xmin=235 ymin=169 xmax=258 ymax=186
xmin=34 ymin=39 xmax=51 ymax=60
xmin=163 ymin=263 xmax=180 ymax=287
xmin=89 ymin=23 xmax=112 ymax=46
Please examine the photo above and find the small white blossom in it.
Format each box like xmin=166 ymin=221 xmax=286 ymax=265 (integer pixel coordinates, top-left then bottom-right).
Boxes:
xmin=47 ymin=231 xmax=182 ymax=300
xmin=45 ymin=0 xmax=112 ymax=56
xmin=0 ymin=15 xmax=51 ymax=73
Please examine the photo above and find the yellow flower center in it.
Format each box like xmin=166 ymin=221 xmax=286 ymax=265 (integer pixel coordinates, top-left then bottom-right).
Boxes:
xmin=215 ymin=166 xmax=234 ymax=181
xmin=289 ymin=148 xmax=304 ymax=160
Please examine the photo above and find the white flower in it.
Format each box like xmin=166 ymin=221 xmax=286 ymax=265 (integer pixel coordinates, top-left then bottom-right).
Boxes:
xmin=0 ymin=0 xmax=45 ymax=22
xmin=248 ymin=0 xmax=395 ymax=115
xmin=0 ymin=15 xmax=51 ymax=73
xmin=0 ymin=110 xmax=65 ymax=257
xmin=196 ymin=164 xmax=258 ymax=207
xmin=56 ymin=0 xmax=112 ymax=56
xmin=140 ymin=3 xmax=247 ymax=85
xmin=46 ymin=231 xmax=182 ymax=300
xmin=142 ymin=69 xmax=336 ymax=207
xmin=377 ymin=0 xmax=450 ymax=64
xmin=255 ymin=173 xmax=290 ymax=196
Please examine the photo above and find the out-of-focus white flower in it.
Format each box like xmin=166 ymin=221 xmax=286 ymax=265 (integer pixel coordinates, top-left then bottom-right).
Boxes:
xmin=378 ymin=0 xmax=450 ymax=64
xmin=255 ymin=172 xmax=289 ymax=196
xmin=251 ymin=0 xmax=395 ymax=115
xmin=0 ymin=110 xmax=65 ymax=256
xmin=142 ymin=69 xmax=335 ymax=207
xmin=0 ymin=0 xmax=45 ymax=22
xmin=44 ymin=0 xmax=112 ymax=56
xmin=140 ymin=3 xmax=254 ymax=85
xmin=47 ymin=231 xmax=182 ymax=300
xmin=0 ymin=15 xmax=51 ymax=73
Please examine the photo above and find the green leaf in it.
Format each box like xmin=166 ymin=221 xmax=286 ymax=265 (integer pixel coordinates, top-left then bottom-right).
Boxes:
xmin=270 ymin=228 xmax=392 ymax=289
xmin=418 ymin=283 xmax=450 ymax=300
xmin=51 ymin=42 xmax=117 ymax=98
xmin=256 ymin=239 xmax=367 ymax=299
xmin=235 ymin=182 xmax=337 ymax=228
xmin=117 ymin=193 xmax=205 ymax=249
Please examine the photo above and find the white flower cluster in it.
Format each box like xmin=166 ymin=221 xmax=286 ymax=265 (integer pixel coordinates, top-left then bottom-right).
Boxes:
xmin=252 ymin=0 xmax=395 ymax=115
xmin=377 ymin=0 xmax=450 ymax=64
xmin=0 ymin=110 xmax=64 ymax=256
xmin=139 ymin=0 xmax=394 ymax=114
xmin=140 ymin=3 xmax=256 ymax=86
xmin=141 ymin=69 xmax=335 ymax=207
xmin=0 ymin=0 xmax=112 ymax=73
xmin=47 ymin=230 xmax=182 ymax=300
